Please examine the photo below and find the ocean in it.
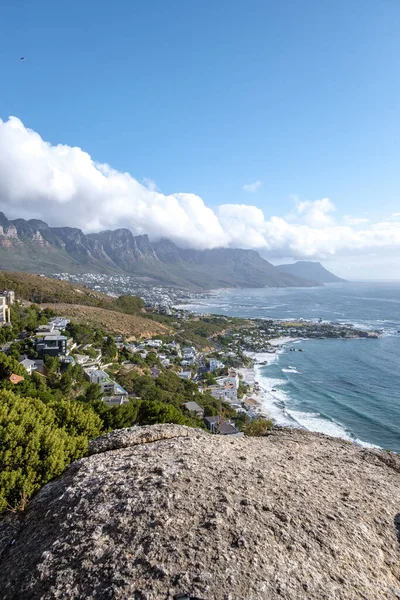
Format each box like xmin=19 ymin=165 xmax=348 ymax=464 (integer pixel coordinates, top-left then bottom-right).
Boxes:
xmin=178 ymin=282 xmax=400 ymax=452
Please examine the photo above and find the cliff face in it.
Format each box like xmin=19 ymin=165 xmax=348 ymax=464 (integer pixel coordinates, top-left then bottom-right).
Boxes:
xmin=0 ymin=425 xmax=399 ymax=600
xmin=0 ymin=212 xmax=318 ymax=289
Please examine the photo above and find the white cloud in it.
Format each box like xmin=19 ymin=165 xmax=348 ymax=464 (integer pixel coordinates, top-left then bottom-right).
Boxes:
xmin=1 ymin=116 xmax=400 ymax=270
xmin=295 ymin=197 xmax=335 ymax=227
xmin=343 ymin=216 xmax=370 ymax=226
xmin=243 ymin=180 xmax=262 ymax=193
xmin=0 ymin=116 xmax=228 ymax=249
xmin=142 ymin=177 xmax=158 ymax=192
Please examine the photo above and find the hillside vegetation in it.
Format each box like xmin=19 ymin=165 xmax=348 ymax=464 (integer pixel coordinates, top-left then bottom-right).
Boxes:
xmin=43 ymin=303 xmax=171 ymax=339
xmin=0 ymin=271 xmax=115 ymax=306
xmin=0 ymin=270 xmax=171 ymax=339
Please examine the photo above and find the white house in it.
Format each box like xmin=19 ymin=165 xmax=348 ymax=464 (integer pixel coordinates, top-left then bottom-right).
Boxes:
xmin=0 ymin=296 xmax=10 ymax=326
xmin=178 ymin=371 xmax=192 ymax=380
xmin=182 ymin=347 xmax=196 ymax=360
xmin=84 ymin=368 xmax=127 ymax=397
xmin=49 ymin=317 xmax=70 ymax=329
xmin=19 ymin=357 xmax=37 ymax=375
xmin=146 ymin=339 xmax=163 ymax=349
xmin=209 ymin=359 xmax=224 ymax=373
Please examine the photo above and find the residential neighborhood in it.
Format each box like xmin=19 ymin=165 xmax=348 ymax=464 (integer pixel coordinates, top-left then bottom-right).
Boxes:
xmin=0 ymin=285 xmax=378 ymax=440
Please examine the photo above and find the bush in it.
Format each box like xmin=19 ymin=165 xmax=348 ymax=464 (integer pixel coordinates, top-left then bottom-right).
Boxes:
xmin=244 ymin=418 xmax=273 ymax=437
xmin=0 ymin=391 xmax=103 ymax=514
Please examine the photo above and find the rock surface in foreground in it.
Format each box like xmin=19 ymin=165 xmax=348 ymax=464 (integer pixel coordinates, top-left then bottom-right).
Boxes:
xmin=0 ymin=424 xmax=400 ymax=599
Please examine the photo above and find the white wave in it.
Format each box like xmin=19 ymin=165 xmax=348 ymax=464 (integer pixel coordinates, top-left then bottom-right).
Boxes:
xmin=245 ymin=351 xmax=281 ymax=366
xmin=286 ymin=409 xmax=353 ymax=440
xmin=285 ymin=409 xmax=381 ymax=449
xmin=254 ymin=360 xmax=297 ymax=426
xmin=353 ymin=438 xmax=380 ymax=449
xmin=282 ymin=367 xmax=300 ymax=374
xmin=254 ymin=350 xmax=381 ymax=449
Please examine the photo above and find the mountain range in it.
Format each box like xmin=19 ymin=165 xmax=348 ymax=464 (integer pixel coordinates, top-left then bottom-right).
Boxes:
xmin=0 ymin=213 xmax=340 ymax=290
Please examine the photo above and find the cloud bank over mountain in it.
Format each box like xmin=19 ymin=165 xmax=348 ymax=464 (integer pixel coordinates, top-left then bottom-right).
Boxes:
xmin=0 ymin=116 xmax=399 ymax=263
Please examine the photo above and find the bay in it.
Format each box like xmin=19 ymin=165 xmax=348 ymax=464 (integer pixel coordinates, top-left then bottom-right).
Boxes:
xmin=178 ymin=282 xmax=400 ymax=451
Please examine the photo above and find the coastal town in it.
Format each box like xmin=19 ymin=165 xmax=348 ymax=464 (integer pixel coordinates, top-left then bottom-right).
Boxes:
xmin=52 ymin=272 xmax=209 ymax=315
xmin=0 ymin=285 xmax=381 ymax=439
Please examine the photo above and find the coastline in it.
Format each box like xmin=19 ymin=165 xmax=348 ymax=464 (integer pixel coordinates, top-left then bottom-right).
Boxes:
xmin=244 ymin=344 xmax=297 ymax=426
xmin=178 ymin=283 xmax=399 ymax=452
xmin=244 ymin=341 xmax=380 ymax=449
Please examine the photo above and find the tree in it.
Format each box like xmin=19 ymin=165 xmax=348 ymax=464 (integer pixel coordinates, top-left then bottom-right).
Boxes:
xmin=59 ymin=370 xmax=73 ymax=395
xmin=237 ymin=381 xmax=249 ymax=399
xmin=102 ymin=336 xmax=117 ymax=362
xmin=0 ymin=354 xmax=26 ymax=385
xmin=84 ymin=383 xmax=103 ymax=403
xmin=0 ymin=391 xmax=102 ymax=514
xmin=105 ymin=400 xmax=141 ymax=430
xmin=137 ymin=400 xmax=195 ymax=426
xmin=49 ymin=399 xmax=103 ymax=441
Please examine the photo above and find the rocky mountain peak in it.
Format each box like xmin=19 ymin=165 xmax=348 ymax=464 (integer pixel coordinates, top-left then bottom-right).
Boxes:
xmin=0 ymin=212 xmax=322 ymax=289
xmin=0 ymin=424 xmax=399 ymax=599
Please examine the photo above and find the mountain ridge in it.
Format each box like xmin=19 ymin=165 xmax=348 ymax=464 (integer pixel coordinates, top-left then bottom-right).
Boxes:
xmin=277 ymin=260 xmax=345 ymax=283
xmin=0 ymin=212 xmax=321 ymax=290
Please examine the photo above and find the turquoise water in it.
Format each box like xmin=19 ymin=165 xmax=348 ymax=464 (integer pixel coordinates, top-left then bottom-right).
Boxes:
xmin=179 ymin=282 xmax=400 ymax=451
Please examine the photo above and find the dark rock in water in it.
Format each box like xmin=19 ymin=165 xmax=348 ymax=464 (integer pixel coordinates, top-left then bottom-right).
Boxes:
xmin=0 ymin=424 xmax=399 ymax=599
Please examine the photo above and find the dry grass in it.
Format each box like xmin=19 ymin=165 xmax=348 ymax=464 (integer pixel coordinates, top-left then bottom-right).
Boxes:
xmin=43 ymin=303 xmax=172 ymax=340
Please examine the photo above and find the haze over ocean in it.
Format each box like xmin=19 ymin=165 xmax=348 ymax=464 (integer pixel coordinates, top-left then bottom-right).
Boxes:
xmin=179 ymin=282 xmax=400 ymax=451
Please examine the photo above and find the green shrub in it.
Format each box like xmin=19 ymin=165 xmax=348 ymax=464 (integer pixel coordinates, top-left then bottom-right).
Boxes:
xmin=244 ymin=418 xmax=273 ymax=437
xmin=0 ymin=391 xmax=103 ymax=514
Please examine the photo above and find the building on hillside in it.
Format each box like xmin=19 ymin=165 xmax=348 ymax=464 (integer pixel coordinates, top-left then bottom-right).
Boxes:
xmin=178 ymin=371 xmax=192 ymax=380
xmin=0 ymin=296 xmax=11 ymax=326
xmin=49 ymin=317 xmax=70 ymax=329
xmin=60 ymin=356 xmax=76 ymax=368
xmin=0 ymin=290 xmax=15 ymax=305
xmin=36 ymin=323 xmax=56 ymax=334
xmin=102 ymin=396 xmax=130 ymax=407
xmin=203 ymin=416 xmax=242 ymax=436
xmin=209 ymin=359 xmax=224 ymax=373
xmin=19 ymin=356 xmax=38 ymax=375
xmin=182 ymin=347 xmax=196 ymax=360
xmin=146 ymin=339 xmax=163 ymax=349
xmin=84 ymin=368 xmax=127 ymax=398
xmin=183 ymin=401 xmax=204 ymax=418
xmin=207 ymin=384 xmax=237 ymax=402
xmin=226 ymin=368 xmax=240 ymax=389
xmin=181 ymin=359 xmax=194 ymax=367
xmin=74 ymin=354 xmax=90 ymax=365
xmin=206 ymin=385 xmax=227 ymax=400
xmin=36 ymin=334 xmax=67 ymax=357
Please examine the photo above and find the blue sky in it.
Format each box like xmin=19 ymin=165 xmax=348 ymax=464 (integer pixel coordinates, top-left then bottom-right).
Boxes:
xmin=1 ymin=0 xmax=400 ymax=278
